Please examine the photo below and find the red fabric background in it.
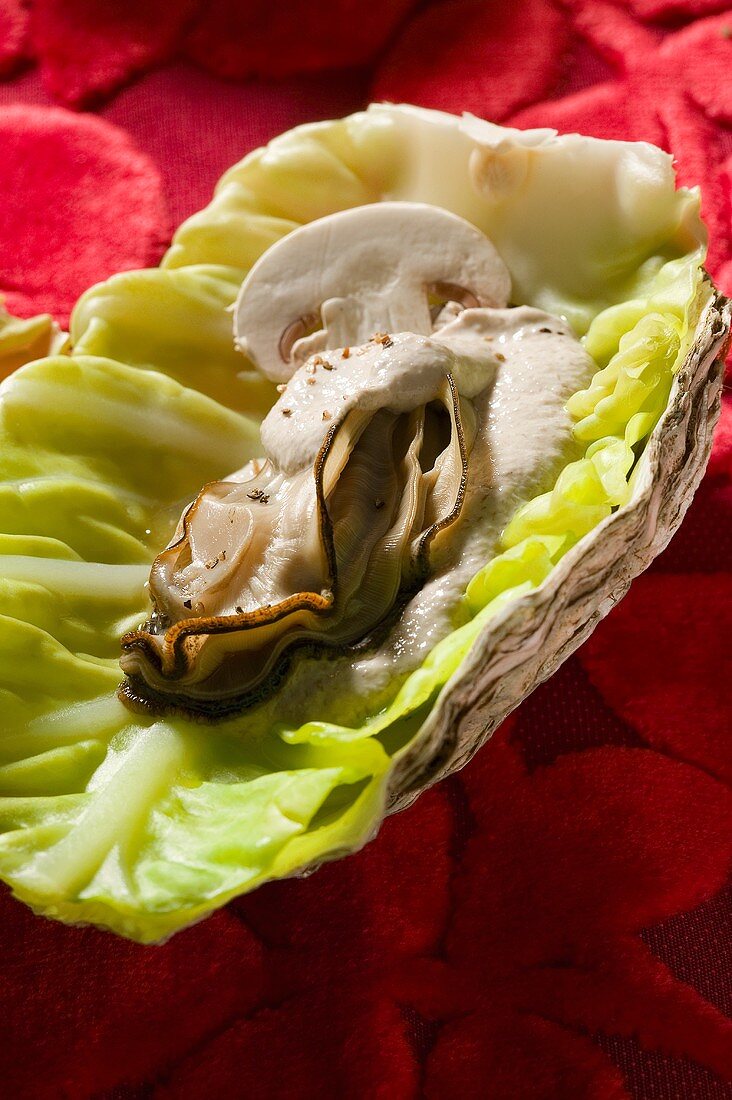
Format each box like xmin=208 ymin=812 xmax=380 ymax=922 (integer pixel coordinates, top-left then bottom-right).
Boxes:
xmin=0 ymin=2 xmax=731 ymax=1096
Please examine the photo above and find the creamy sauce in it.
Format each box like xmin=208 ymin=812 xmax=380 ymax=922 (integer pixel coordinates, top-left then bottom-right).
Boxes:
xmin=242 ymin=306 xmax=597 ymax=729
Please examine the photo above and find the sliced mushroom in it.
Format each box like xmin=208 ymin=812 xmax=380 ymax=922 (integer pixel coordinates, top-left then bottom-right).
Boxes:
xmin=233 ymin=201 xmax=511 ymax=382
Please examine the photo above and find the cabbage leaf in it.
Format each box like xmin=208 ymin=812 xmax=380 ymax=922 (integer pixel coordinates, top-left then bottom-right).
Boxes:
xmin=0 ymin=106 xmax=707 ymax=940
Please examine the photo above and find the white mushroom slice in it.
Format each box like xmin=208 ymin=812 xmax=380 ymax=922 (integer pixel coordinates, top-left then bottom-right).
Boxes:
xmin=233 ymin=202 xmax=511 ymax=382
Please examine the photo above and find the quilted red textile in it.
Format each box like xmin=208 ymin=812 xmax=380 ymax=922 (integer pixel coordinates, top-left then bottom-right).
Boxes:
xmin=0 ymin=2 xmax=730 ymax=1097
xmin=0 ymin=104 xmax=168 ymax=324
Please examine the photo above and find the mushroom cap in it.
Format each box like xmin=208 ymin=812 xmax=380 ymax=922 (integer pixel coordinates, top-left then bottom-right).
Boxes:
xmin=233 ymin=201 xmax=511 ymax=381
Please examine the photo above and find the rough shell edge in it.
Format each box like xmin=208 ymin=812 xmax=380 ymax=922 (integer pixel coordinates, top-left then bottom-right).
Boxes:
xmin=389 ymin=280 xmax=730 ymax=811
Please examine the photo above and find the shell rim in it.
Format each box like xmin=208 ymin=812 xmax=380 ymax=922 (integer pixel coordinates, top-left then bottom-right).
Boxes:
xmin=388 ymin=277 xmax=730 ymax=810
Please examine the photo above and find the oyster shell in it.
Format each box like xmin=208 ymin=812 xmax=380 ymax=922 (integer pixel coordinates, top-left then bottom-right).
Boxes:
xmin=390 ymin=283 xmax=730 ymax=809
xmin=0 ymin=103 xmax=727 ymax=944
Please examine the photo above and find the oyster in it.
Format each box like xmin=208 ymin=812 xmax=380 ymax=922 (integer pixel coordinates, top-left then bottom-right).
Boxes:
xmin=120 ymin=202 xmax=598 ymax=718
xmin=0 ymin=104 xmax=728 ymax=943
xmin=120 ymin=332 xmax=473 ymax=716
